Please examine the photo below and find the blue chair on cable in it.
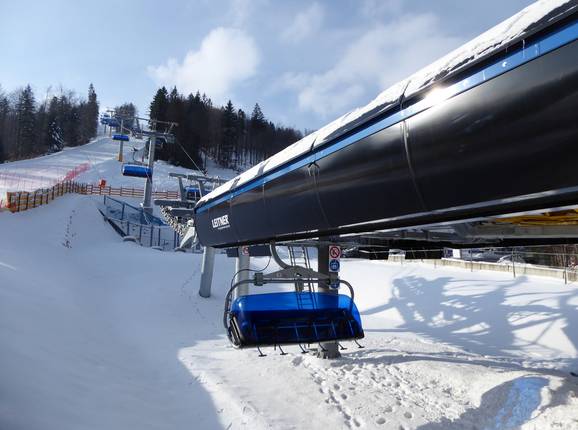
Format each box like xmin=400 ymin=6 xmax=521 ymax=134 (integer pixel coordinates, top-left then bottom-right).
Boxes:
xmin=113 ymin=134 xmax=129 ymax=142
xmin=122 ymin=164 xmax=152 ymax=178
xmin=224 ymin=281 xmax=364 ymax=354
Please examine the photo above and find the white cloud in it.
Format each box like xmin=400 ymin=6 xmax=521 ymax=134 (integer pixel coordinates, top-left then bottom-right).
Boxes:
xmin=281 ymin=2 xmax=325 ymax=43
xmin=147 ymin=27 xmax=260 ymax=102
xmin=280 ymin=14 xmax=462 ymax=117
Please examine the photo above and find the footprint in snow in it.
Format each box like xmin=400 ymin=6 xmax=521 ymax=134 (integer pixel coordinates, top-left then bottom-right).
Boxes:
xmin=291 ymin=356 xmax=303 ymax=366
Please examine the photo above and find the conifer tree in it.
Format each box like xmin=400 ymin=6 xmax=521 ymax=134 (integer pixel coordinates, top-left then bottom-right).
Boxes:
xmin=149 ymin=87 xmax=169 ymax=129
xmin=85 ymin=83 xmax=99 ymax=138
xmin=16 ymin=85 xmax=36 ymax=158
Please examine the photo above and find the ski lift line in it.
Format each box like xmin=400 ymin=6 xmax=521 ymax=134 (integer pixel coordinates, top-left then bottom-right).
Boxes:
xmin=173 ymin=139 xmax=206 ymax=175
xmin=196 ymin=17 xmax=578 ymax=215
xmin=133 ymin=116 xmax=178 ymax=126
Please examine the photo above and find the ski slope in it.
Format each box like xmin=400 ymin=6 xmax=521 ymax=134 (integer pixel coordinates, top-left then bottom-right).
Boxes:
xmin=1 ymin=142 xmax=578 ymax=429
xmin=0 ymin=134 xmax=234 ymax=207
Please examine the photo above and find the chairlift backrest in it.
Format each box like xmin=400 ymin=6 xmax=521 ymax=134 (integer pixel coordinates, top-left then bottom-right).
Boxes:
xmin=227 ymin=290 xmax=364 ymax=348
xmin=122 ymin=164 xmax=152 ymax=178
xmin=113 ymin=134 xmax=129 ymax=142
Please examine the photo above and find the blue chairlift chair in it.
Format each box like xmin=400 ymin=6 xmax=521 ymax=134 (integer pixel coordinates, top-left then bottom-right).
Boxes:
xmin=224 ymin=277 xmax=364 ymax=355
xmin=113 ymin=134 xmax=129 ymax=141
xmin=121 ymin=163 xmax=152 ymax=178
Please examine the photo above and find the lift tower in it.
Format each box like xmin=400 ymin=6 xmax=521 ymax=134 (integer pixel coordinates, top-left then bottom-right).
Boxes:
xmin=138 ymin=118 xmax=177 ymax=214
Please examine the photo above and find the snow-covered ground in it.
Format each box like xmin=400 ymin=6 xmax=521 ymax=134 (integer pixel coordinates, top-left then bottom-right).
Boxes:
xmin=1 ymin=195 xmax=577 ymax=430
xmin=1 ymin=140 xmax=578 ymax=429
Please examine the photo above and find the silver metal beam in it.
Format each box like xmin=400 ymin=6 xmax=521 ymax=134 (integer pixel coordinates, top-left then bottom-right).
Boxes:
xmin=316 ymin=244 xmax=341 ymax=359
xmin=234 ymin=247 xmax=250 ymax=299
xmin=199 ymin=246 xmax=216 ymax=298
xmin=142 ymin=135 xmax=156 ymax=214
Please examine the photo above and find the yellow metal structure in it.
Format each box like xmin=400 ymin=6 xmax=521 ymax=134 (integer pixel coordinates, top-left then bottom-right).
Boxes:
xmin=495 ymin=209 xmax=578 ymax=226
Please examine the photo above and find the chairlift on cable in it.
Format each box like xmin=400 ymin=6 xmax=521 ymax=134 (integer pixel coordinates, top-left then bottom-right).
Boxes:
xmin=121 ymin=163 xmax=152 ymax=178
xmin=100 ymin=113 xmax=111 ymax=125
xmin=108 ymin=118 xmax=120 ymax=128
xmin=225 ymin=288 xmax=364 ymax=350
xmin=152 ymin=133 xmax=175 ymax=148
xmin=113 ymin=134 xmax=129 ymax=142
xmin=223 ymin=246 xmax=364 ymax=355
xmin=184 ymin=186 xmax=201 ymax=201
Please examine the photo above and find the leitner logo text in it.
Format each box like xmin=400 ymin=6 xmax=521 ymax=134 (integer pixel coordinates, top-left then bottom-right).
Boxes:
xmin=211 ymin=215 xmax=230 ymax=230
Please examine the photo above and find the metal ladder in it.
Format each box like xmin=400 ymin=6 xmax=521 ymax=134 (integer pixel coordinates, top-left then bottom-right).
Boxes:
xmin=288 ymin=245 xmax=315 ymax=309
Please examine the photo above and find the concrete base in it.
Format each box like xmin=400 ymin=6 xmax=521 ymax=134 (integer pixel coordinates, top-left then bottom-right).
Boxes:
xmin=313 ymin=342 xmax=341 ymax=359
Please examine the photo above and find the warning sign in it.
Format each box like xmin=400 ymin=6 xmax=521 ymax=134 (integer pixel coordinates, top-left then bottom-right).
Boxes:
xmin=329 ymin=245 xmax=341 ymax=259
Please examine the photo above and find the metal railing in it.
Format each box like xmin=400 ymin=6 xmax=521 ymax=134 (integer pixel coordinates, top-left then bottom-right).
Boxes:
xmin=368 ymin=245 xmax=578 ymax=284
xmin=101 ymin=195 xmax=180 ymax=251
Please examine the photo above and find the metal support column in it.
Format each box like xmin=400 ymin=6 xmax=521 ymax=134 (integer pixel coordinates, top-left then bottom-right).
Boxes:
xmin=143 ymin=134 xmax=156 ymax=214
xmin=234 ymin=247 xmax=250 ymax=299
xmin=316 ymin=243 xmax=341 ymax=359
xmin=199 ymin=246 xmax=216 ymax=298
xmin=118 ymin=118 xmax=124 ymax=162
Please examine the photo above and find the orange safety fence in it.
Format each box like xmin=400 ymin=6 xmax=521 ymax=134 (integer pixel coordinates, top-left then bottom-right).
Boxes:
xmin=0 ymin=162 xmax=93 ymax=212
xmin=4 ymin=181 xmax=180 ymax=213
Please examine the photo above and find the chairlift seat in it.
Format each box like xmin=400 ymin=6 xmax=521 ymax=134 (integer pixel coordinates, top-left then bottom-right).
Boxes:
xmin=228 ymin=291 xmax=364 ymax=348
xmin=113 ymin=134 xmax=129 ymax=141
xmin=122 ymin=164 xmax=152 ymax=178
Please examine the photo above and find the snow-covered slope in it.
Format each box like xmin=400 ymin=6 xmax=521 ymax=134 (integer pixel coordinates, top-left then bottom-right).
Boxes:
xmin=0 ymin=134 xmax=236 ymax=207
xmin=1 ymin=190 xmax=577 ymax=429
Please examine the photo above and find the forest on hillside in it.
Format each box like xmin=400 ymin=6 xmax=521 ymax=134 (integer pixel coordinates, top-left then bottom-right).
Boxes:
xmin=0 ymin=84 xmax=99 ymax=163
xmin=148 ymin=87 xmax=306 ymax=172
xmin=0 ymin=82 xmax=307 ymax=173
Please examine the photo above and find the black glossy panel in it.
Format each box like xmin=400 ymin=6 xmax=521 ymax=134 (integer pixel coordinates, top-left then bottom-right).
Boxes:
xmin=230 ymin=184 xmax=273 ymax=242
xmin=195 ymin=201 xmax=236 ymax=247
xmin=263 ymin=166 xmax=327 ymax=236
xmin=408 ymin=40 xmax=578 ymax=210
xmin=315 ymin=124 xmax=422 ymax=227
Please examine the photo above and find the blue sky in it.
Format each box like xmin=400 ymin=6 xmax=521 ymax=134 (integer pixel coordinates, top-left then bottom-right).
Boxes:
xmin=0 ymin=0 xmax=535 ymax=131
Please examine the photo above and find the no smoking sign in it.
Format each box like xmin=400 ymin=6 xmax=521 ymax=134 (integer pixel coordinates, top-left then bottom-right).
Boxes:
xmin=329 ymin=245 xmax=341 ymax=259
